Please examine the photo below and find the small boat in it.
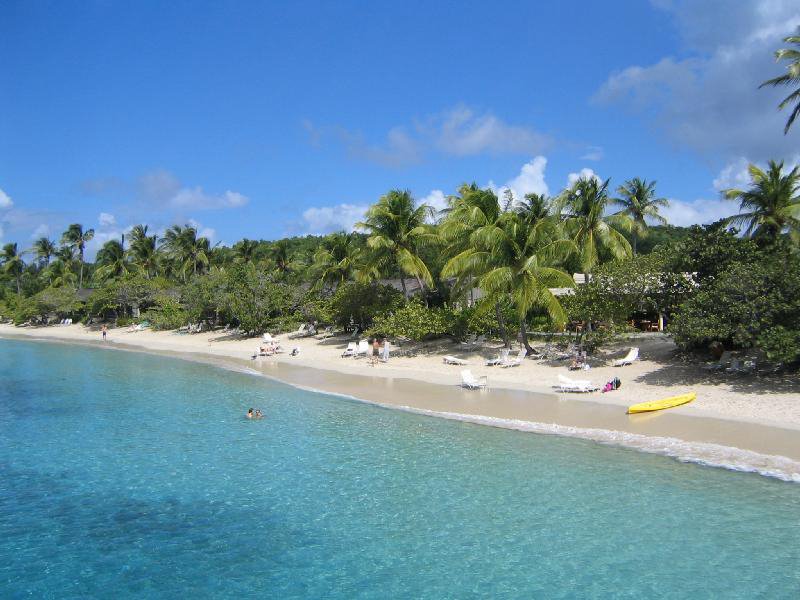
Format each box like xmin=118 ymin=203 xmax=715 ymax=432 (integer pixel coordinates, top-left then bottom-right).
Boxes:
xmin=627 ymin=392 xmax=696 ymax=414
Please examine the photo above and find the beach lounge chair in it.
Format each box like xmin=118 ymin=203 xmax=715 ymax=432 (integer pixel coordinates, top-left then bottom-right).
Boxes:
xmin=500 ymin=348 xmax=527 ymax=368
xmin=703 ymin=351 xmax=733 ymax=372
xmin=443 ymin=355 xmax=468 ymax=365
xmin=612 ymin=347 xmax=639 ymax=367
xmin=461 ymin=369 xmax=487 ymax=390
xmin=341 ymin=342 xmax=357 ymax=357
xmin=554 ymin=373 xmax=599 ymax=393
xmin=315 ymin=326 xmax=334 ymax=339
xmin=262 ymin=333 xmax=275 ymax=344
xmin=460 ymin=334 xmax=477 ymax=346
xmin=288 ymin=324 xmax=309 ymax=339
xmin=485 ymin=348 xmax=510 ymax=366
xmin=355 ymin=340 xmax=370 ymax=358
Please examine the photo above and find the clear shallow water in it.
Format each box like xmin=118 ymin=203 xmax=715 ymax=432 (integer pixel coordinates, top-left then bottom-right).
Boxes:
xmin=1 ymin=339 xmax=799 ymax=599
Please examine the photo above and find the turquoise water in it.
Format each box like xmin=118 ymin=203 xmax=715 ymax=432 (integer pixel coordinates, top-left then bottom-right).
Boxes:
xmin=1 ymin=339 xmax=799 ymax=598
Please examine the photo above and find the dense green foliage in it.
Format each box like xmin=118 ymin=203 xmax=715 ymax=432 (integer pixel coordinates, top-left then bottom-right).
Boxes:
xmin=1 ymin=159 xmax=798 ymax=368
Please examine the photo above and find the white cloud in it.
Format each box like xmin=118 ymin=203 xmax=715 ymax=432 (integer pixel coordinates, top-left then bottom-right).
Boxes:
xmin=0 ymin=188 xmax=12 ymax=209
xmin=306 ymin=105 xmax=550 ymax=167
xmin=187 ymin=218 xmax=216 ymax=241
xmin=567 ymin=168 xmax=601 ymax=187
xmin=713 ymin=154 xmax=800 ymax=191
xmin=98 ymin=212 xmax=116 ymax=227
xmin=491 ymin=156 xmax=550 ymax=203
xmin=593 ymin=1 xmax=800 ymax=160
xmin=30 ymin=224 xmax=50 ymax=240
xmin=580 ymin=146 xmax=604 ymax=161
xmin=661 ymin=197 xmax=735 ymax=227
xmin=137 ymin=170 xmax=248 ymax=210
xmin=420 ymin=189 xmax=448 ymax=213
xmin=431 ymin=105 xmax=551 ymax=157
xmin=301 ymin=203 xmax=369 ymax=235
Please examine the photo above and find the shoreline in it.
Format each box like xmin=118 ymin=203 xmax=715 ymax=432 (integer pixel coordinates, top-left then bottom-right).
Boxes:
xmin=2 ymin=323 xmax=799 ymax=482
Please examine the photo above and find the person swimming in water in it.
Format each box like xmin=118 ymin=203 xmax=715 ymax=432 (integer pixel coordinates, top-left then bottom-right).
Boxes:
xmin=255 ymin=409 xmax=263 ymax=419
xmin=247 ymin=408 xmax=254 ymax=419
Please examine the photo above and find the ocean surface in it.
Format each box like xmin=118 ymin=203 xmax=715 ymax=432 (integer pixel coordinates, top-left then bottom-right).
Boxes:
xmin=1 ymin=339 xmax=799 ymax=599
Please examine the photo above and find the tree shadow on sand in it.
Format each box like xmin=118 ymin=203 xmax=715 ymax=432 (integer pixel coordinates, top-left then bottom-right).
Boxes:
xmin=632 ymin=357 xmax=800 ymax=395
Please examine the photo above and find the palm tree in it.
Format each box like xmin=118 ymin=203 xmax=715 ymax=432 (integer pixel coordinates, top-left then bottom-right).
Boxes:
xmin=128 ymin=224 xmax=159 ymax=277
xmin=161 ymin=225 xmax=210 ymax=280
xmin=722 ymin=160 xmax=800 ymax=244
xmin=1 ymin=243 xmax=25 ymax=294
xmin=32 ymin=237 xmax=56 ymax=267
xmin=557 ymin=177 xmax=632 ymax=274
xmin=613 ymin=178 xmax=669 ymax=254
xmin=442 ymin=211 xmax=575 ymax=353
xmin=357 ymin=189 xmax=437 ymax=298
xmin=516 ymin=193 xmax=552 ymax=226
xmin=760 ymin=29 xmax=800 ymax=134
xmin=311 ymin=232 xmax=362 ymax=291
xmin=233 ymin=239 xmax=259 ymax=263
xmin=269 ymin=240 xmax=295 ymax=277
xmin=61 ymin=223 xmax=94 ymax=288
xmin=439 ymin=185 xmax=510 ymax=340
xmin=94 ymin=239 xmax=130 ymax=281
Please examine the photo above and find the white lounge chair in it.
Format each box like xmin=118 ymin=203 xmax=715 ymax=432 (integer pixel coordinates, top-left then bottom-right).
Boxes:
xmin=460 ymin=334 xmax=477 ymax=346
xmin=612 ymin=347 xmax=639 ymax=367
xmin=486 ymin=348 xmax=510 ymax=366
xmin=443 ymin=355 xmax=468 ymax=365
xmin=461 ymin=369 xmax=487 ymax=389
xmin=262 ymin=333 xmax=275 ymax=344
xmin=341 ymin=342 xmax=357 ymax=357
xmin=355 ymin=340 xmax=370 ymax=357
xmin=703 ymin=351 xmax=733 ymax=372
xmin=500 ymin=348 xmax=527 ymax=368
xmin=287 ymin=324 xmax=308 ymax=339
xmin=554 ymin=373 xmax=599 ymax=393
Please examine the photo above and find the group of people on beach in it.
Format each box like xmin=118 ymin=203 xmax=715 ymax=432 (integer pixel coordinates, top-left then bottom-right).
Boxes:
xmin=246 ymin=408 xmax=264 ymax=420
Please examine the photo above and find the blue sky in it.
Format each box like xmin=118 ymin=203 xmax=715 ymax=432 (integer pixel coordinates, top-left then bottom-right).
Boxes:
xmin=1 ymin=0 xmax=799 ymax=257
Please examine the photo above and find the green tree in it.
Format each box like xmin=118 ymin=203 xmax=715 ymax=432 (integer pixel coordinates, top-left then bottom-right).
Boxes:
xmin=224 ymin=263 xmax=295 ymax=334
xmin=32 ymin=237 xmax=56 ymax=267
xmin=161 ymin=225 xmax=211 ymax=280
xmin=722 ymin=160 xmax=800 ymax=245
xmin=311 ymin=232 xmax=362 ymax=291
xmin=129 ymin=225 xmax=160 ymax=277
xmin=233 ymin=238 xmax=259 ymax=263
xmin=1 ymin=243 xmax=25 ymax=294
xmin=557 ymin=177 xmax=633 ymax=273
xmin=760 ymin=29 xmax=800 ymax=134
xmin=94 ymin=239 xmax=130 ymax=282
xmin=61 ymin=223 xmax=95 ymax=288
xmin=357 ymin=189 xmax=437 ymax=298
xmin=443 ymin=211 xmax=575 ymax=352
xmin=613 ymin=178 xmax=669 ymax=254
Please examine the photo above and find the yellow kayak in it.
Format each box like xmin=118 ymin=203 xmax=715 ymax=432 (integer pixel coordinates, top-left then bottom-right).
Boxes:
xmin=627 ymin=392 xmax=696 ymax=414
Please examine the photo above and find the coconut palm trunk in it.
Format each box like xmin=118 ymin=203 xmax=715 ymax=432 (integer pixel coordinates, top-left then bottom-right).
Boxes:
xmin=495 ymin=302 xmax=510 ymax=348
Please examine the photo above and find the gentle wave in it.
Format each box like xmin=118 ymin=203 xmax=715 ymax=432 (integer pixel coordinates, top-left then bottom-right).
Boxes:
xmin=397 ymin=407 xmax=800 ymax=483
xmin=257 ymin=377 xmax=800 ymax=483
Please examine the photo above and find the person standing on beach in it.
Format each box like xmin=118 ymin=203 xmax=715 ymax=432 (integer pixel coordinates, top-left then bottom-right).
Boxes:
xmin=101 ymin=324 xmax=107 ymax=341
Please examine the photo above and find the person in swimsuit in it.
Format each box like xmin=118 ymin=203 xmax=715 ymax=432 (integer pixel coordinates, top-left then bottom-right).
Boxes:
xmin=255 ymin=409 xmax=264 ymax=419
xmin=101 ymin=324 xmax=107 ymax=341
xmin=247 ymin=408 xmax=254 ymax=419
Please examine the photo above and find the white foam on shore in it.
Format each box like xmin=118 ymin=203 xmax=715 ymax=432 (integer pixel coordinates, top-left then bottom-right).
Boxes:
xmin=397 ymin=407 xmax=800 ymax=483
xmin=261 ymin=379 xmax=800 ymax=483
xmin=7 ymin=335 xmax=798 ymax=483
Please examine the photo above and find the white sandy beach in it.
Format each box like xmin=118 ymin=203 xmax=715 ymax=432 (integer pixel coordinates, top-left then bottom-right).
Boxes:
xmin=4 ymin=322 xmax=800 ymax=480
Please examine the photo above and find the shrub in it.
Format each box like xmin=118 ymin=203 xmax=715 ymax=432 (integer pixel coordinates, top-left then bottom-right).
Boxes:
xmin=145 ymin=295 xmax=188 ymax=330
xmin=670 ymin=248 xmax=800 ymax=365
xmin=370 ymin=300 xmax=455 ymax=340
xmin=327 ymin=282 xmax=404 ymax=331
